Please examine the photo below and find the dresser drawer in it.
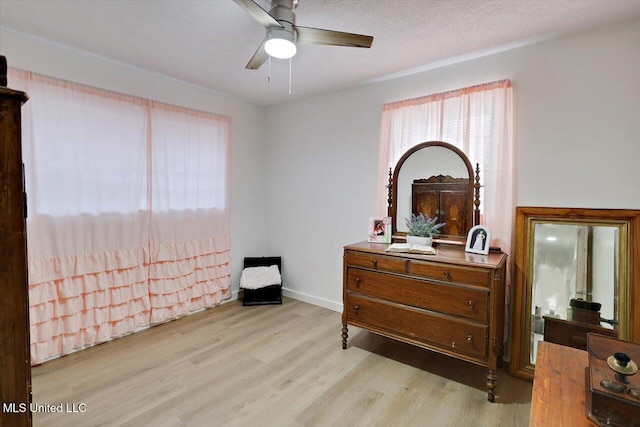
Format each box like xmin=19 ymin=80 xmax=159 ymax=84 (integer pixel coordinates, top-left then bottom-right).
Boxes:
xmin=346 ymin=268 xmax=488 ymax=322
xmin=409 ymin=260 xmax=491 ymax=287
xmin=345 ymin=250 xmax=407 ymax=274
xmin=345 ymin=294 xmax=487 ymax=358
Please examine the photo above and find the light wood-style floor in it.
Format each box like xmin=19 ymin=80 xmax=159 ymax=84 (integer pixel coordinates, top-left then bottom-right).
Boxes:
xmin=32 ymin=298 xmax=532 ymax=427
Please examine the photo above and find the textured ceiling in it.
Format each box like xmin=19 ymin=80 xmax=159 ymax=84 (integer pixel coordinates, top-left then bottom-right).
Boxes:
xmin=1 ymin=0 xmax=639 ymax=106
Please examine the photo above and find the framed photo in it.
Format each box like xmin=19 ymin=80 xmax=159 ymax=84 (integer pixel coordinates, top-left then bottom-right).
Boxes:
xmin=465 ymin=225 xmax=491 ymax=255
xmin=368 ymin=216 xmax=391 ymax=243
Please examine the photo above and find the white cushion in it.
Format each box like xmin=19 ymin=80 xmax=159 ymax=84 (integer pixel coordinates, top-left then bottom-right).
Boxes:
xmin=240 ymin=265 xmax=281 ymax=290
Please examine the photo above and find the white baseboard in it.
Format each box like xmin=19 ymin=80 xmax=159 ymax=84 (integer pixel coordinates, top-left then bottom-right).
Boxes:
xmin=228 ymin=289 xmax=240 ymax=303
xmin=282 ymin=287 xmax=343 ymax=313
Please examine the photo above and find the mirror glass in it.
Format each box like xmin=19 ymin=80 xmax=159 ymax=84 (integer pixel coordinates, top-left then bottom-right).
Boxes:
xmin=529 ymin=222 xmax=620 ymax=364
xmin=391 ymin=142 xmax=475 ymax=237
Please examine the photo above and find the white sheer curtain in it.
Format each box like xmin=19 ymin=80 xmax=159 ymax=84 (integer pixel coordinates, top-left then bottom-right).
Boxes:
xmin=378 ymin=80 xmax=514 ymax=258
xmin=8 ymin=68 xmax=231 ymax=364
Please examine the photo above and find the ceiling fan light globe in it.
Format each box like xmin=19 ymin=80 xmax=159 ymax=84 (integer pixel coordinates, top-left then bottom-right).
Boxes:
xmin=265 ymin=38 xmax=297 ymax=59
xmin=265 ymin=28 xmax=297 ymax=59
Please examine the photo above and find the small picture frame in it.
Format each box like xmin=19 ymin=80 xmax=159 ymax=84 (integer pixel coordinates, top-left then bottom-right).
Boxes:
xmin=465 ymin=225 xmax=491 ymax=255
xmin=368 ymin=216 xmax=391 ymax=243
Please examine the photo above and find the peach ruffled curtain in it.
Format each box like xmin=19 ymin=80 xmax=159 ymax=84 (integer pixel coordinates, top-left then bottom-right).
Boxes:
xmin=148 ymin=104 xmax=232 ymax=323
xmin=378 ymin=79 xmax=514 ymax=258
xmin=8 ymin=68 xmax=231 ymax=364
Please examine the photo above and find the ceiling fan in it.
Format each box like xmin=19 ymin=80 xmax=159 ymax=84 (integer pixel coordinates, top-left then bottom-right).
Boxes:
xmin=233 ymin=0 xmax=374 ymax=70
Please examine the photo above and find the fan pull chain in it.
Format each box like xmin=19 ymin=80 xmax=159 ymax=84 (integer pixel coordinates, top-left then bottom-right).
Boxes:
xmin=268 ymin=56 xmax=271 ymax=83
xmin=288 ymin=58 xmax=292 ymax=95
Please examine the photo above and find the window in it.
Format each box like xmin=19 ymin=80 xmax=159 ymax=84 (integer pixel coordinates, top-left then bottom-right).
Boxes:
xmin=379 ymin=80 xmax=514 ymax=257
xmin=9 ymin=68 xmax=232 ymax=364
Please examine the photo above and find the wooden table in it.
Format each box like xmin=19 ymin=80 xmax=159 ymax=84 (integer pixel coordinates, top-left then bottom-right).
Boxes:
xmin=530 ymin=341 xmax=598 ymax=426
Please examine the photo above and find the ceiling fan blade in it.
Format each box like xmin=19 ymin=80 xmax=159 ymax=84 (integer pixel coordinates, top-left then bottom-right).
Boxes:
xmin=245 ymin=40 xmax=269 ymax=70
xmin=295 ymin=26 xmax=373 ymax=48
xmin=232 ymin=0 xmax=283 ymax=29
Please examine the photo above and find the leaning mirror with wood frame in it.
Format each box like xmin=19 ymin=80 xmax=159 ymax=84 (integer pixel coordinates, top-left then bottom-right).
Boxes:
xmin=510 ymin=207 xmax=640 ymax=381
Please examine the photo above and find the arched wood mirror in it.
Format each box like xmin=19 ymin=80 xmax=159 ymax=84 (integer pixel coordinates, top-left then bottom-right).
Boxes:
xmin=387 ymin=141 xmax=480 ymax=239
xmin=510 ymin=207 xmax=640 ymax=381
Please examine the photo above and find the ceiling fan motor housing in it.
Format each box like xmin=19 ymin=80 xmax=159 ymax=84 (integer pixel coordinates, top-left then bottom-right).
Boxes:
xmin=266 ymin=0 xmax=297 ymax=48
xmin=268 ymin=0 xmax=297 ymax=27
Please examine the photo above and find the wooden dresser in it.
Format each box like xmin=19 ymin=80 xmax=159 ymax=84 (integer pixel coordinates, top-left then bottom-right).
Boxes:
xmin=530 ymin=342 xmax=597 ymax=426
xmin=342 ymin=241 xmax=507 ymax=401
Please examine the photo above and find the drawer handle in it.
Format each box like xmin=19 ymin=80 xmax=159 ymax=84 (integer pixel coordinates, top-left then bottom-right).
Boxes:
xmin=371 ymin=260 xmax=378 ymax=268
xmin=443 ymin=270 xmax=451 ymax=278
xmin=467 ymin=335 xmax=473 ymax=343
xmin=354 ymin=277 xmax=361 ymax=287
xmin=468 ymin=300 xmax=474 ymax=308
xmin=353 ymin=305 xmax=360 ymax=313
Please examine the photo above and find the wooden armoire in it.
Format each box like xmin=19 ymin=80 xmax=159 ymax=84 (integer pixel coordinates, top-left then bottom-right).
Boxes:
xmin=0 ymin=70 xmax=32 ymax=425
xmin=412 ymin=175 xmax=470 ymax=236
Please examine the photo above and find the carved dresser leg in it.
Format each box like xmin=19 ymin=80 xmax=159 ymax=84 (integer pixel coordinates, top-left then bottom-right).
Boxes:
xmin=341 ymin=324 xmax=348 ymax=349
xmin=486 ymin=369 xmax=497 ymax=402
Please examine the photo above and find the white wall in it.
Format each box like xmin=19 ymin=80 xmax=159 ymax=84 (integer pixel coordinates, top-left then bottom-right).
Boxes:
xmin=0 ymin=28 xmax=269 ymax=295
xmin=3 ymin=19 xmax=639 ymax=312
xmin=265 ymin=18 xmax=640 ymax=311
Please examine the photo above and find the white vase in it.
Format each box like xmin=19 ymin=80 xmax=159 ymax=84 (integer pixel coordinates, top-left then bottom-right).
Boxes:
xmin=406 ymin=235 xmax=432 ymax=246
